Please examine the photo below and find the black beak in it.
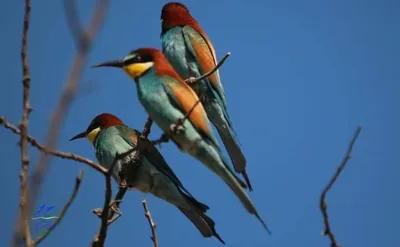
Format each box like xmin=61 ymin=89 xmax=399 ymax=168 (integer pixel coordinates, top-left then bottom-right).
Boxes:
xmin=92 ymin=59 xmax=123 ymax=68
xmin=69 ymin=131 xmax=87 ymax=141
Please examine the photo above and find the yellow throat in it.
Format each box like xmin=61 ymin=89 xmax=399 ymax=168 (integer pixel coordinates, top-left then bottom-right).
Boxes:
xmin=123 ymin=62 xmax=154 ymax=80
xmin=87 ymin=127 xmax=101 ymax=144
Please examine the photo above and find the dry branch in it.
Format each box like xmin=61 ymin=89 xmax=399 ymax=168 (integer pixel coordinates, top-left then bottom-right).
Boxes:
xmin=13 ymin=0 xmax=33 ymax=245
xmin=33 ymin=170 xmax=84 ymax=245
xmin=0 ymin=117 xmax=107 ymax=175
xmin=320 ymin=126 xmax=362 ymax=247
xmin=142 ymin=200 xmax=159 ymax=247
xmin=90 ymin=157 xmax=117 ymax=246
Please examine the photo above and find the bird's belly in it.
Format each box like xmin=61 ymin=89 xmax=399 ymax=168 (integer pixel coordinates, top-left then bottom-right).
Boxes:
xmin=124 ymin=158 xmax=154 ymax=192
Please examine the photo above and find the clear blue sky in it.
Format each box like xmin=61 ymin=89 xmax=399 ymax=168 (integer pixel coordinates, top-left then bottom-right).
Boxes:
xmin=0 ymin=0 xmax=398 ymax=246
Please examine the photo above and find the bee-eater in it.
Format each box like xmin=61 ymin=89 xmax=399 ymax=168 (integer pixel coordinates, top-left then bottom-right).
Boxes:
xmin=160 ymin=2 xmax=252 ymax=191
xmin=70 ymin=113 xmax=225 ymax=243
xmin=92 ymin=48 xmax=270 ymax=233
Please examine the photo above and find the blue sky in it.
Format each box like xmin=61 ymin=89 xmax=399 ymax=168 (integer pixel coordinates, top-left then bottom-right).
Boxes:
xmin=0 ymin=0 xmax=399 ymax=246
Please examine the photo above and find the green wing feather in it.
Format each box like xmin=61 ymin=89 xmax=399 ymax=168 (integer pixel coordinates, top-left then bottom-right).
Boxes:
xmin=116 ymin=125 xmax=197 ymax=199
xmin=182 ymin=26 xmax=228 ymax=112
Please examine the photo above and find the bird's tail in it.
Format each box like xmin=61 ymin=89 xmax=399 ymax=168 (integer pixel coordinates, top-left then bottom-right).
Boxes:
xmin=199 ymin=143 xmax=271 ymax=234
xmin=208 ymin=107 xmax=252 ymax=191
xmin=179 ymin=207 xmax=225 ymax=244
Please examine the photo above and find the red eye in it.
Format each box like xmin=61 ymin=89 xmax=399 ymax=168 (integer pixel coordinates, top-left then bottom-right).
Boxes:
xmin=134 ymin=56 xmax=141 ymax=62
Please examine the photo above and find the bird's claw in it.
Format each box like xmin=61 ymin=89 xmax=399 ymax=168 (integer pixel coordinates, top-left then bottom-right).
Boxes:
xmin=92 ymin=208 xmax=103 ymax=218
xmin=170 ymin=122 xmax=185 ymax=134
xmin=185 ymin=77 xmax=197 ymax=84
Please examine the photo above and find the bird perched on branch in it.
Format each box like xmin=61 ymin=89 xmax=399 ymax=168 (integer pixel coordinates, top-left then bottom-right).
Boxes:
xmin=92 ymin=49 xmax=270 ymax=233
xmin=160 ymin=2 xmax=252 ymax=191
xmin=70 ymin=113 xmax=225 ymax=243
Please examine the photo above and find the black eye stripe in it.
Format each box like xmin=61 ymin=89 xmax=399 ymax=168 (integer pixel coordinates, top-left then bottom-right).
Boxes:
xmin=87 ymin=122 xmax=100 ymax=132
xmin=124 ymin=55 xmax=153 ymax=66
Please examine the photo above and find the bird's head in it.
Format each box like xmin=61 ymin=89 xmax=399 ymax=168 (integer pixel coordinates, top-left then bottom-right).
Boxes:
xmin=160 ymin=2 xmax=196 ymax=35
xmin=92 ymin=48 xmax=181 ymax=82
xmin=70 ymin=113 xmax=124 ymax=144
xmin=92 ymin=48 xmax=161 ymax=82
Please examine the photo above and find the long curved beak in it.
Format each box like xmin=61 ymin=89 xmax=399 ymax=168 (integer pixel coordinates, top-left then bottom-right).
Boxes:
xmin=92 ymin=59 xmax=123 ymax=68
xmin=69 ymin=131 xmax=87 ymax=141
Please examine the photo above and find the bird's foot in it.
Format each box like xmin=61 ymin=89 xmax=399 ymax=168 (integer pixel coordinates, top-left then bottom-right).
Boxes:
xmin=170 ymin=121 xmax=185 ymax=134
xmin=92 ymin=208 xmax=103 ymax=218
xmin=110 ymin=200 xmax=123 ymax=215
xmin=185 ymin=76 xmax=197 ymax=84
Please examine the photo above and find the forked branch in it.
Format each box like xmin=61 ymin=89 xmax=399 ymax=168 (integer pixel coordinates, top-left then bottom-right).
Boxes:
xmin=142 ymin=200 xmax=159 ymax=247
xmin=320 ymin=126 xmax=362 ymax=247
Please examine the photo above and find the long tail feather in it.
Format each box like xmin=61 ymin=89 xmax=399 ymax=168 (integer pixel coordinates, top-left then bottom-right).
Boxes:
xmin=179 ymin=208 xmax=225 ymax=244
xmin=209 ymin=108 xmax=252 ymax=190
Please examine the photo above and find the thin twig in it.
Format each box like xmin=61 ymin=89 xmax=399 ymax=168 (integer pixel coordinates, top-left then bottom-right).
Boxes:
xmin=14 ymin=0 xmax=33 ymax=245
xmin=142 ymin=200 xmax=159 ymax=247
xmin=103 ymin=184 xmax=127 ymax=226
xmin=91 ymin=154 xmax=121 ymax=246
xmin=0 ymin=116 xmax=107 ymax=174
xmin=185 ymin=52 xmax=231 ymax=84
xmin=320 ymin=126 xmax=362 ymax=247
xmin=141 ymin=117 xmax=153 ymax=139
xmin=33 ymin=170 xmax=84 ymax=245
xmin=28 ymin=0 xmax=109 ymax=221
xmin=134 ymin=117 xmax=154 ymax=158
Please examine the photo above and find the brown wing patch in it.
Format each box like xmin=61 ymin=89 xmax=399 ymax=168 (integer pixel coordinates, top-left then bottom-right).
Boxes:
xmin=190 ymin=37 xmax=221 ymax=89
xmin=151 ymin=48 xmax=212 ymax=138
xmin=169 ymin=81 xmax=212 ymax=137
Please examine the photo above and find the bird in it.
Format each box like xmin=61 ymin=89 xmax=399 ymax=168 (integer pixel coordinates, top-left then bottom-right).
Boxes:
xmin=69 ymin=113 xmax=225 ymax=243
xmin=160 ymin=2 xmax=252 ymax=191
xmin=92 ymin=48 xmax=271 ymax=233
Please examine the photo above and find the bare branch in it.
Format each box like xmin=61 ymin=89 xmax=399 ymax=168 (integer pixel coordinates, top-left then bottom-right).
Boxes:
xmin=320 ymin=126 xmax=362 ymax=247
xmin=0 ymin=116 xmax=107 ymax=174
xmin=134 ymin=117 xmax=153 ymax=159
xmin=90 ymin=154 xmax=120 ymax=246
xmin=142 ymin=200 xmax=159 ymax=247
xmin=185 ymin=52 xmax=231 ymax=84
xmin=33 ymin=170 xmax=84 ymax=245
xmin=141 ymin=117 xmax=153 ymax=139
xmin=104 ymin=184 xmax=127 ymax=225
xmin=28 ymin=0 xmax=109 ymax=222
xmin=13 ymin=0 xmax=34 ymax=245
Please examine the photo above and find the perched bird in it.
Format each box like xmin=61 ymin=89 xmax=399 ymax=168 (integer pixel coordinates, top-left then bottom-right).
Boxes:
xmin=70 ymin=113 xmax=225 ymax=243
xmin=160 ymin=2 xmax=252 ymax=191
xmin=92 ymin=48 xmax=270 ymax=233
